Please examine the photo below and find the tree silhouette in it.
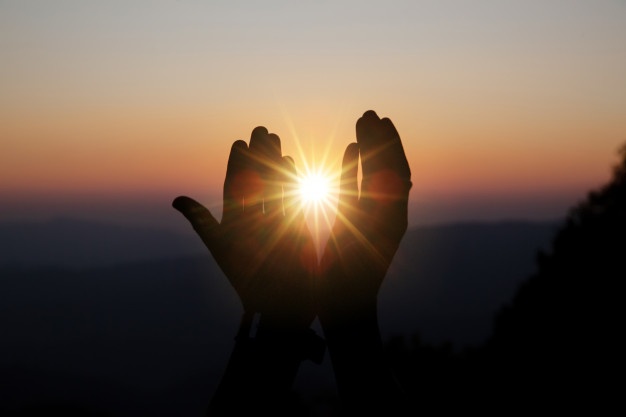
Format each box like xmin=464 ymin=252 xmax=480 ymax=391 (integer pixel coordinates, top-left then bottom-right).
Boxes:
xmin=385 ymin=145 xmax=626 ymax=413
xmin=487 ymin=144 xmax=626 ymax=411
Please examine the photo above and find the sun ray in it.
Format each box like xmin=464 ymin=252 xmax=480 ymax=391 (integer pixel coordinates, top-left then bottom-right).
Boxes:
xmin=274 ymin=104 xmax=360 ymax=254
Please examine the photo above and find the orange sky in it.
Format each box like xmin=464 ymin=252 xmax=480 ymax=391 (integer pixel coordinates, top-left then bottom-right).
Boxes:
xmin=1 ymin=1 xmax=625 ymax=226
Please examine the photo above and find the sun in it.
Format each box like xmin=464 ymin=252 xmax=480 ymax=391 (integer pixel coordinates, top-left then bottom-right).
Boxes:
xmin=299 ymin=172 xmax=330 ymax=205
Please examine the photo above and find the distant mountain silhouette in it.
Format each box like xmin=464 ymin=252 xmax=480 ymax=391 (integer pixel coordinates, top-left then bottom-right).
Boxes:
xmin=380 ymin=220 xmax=559 ymax=347
xmin=0 ymin=218 xmax=560 ymax=414
xmin=0 ymin=218 xmax=205 ymax=268
xmin=0 ymin=219 xmax=560 ymax=345
xmin=0 ymin=257 xmax=239 ymax=416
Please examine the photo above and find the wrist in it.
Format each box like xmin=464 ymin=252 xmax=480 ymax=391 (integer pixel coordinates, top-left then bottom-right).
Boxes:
xmin=236 ymin=311 xmax=326 ymax=365
xmin=319 ymin=293 xmax=378 ymax=331
xmin=320 ymin=302 xmax=381 ymax=349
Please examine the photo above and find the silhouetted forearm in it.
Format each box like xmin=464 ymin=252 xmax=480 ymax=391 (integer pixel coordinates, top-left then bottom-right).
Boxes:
xmin=207 ymin=314 xmax=313 ymax=416
xmin=207 ymin=337 xmax=300 ymax=415
xmin=321 ymin=304 xmax=407 ymax=415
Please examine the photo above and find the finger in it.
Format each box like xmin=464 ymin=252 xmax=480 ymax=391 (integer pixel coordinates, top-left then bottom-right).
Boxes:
xmin=356 ymin=110 xmax=387 ymax=197
xmin=380 ymin=117 xmax=411 ymax=181
xmin=172 ymin=196 xmax=220 ymax=251
xmin=379 ymin=117 xmax=412 ymax=204
xmin=249 ymin=128 xmax=283 ymax=215
xmin=263 ymin=133 xmax=284 ymax=215
xmin=356 ymin=110 xmax=384 ymax=179
xmin=245 ymin=126 xmax=268 ymax=215
xmin=338 ymin=142 xmax=359 ymax=217
xmin=222 ymin=140 xmax=248 ymax=223
xmin=356 ymin=110 xmax=411 ymax=202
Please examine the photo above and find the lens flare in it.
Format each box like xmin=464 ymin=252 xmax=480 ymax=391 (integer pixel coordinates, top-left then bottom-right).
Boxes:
xmin=299 ymin=172 xmax=330 ymax=204
xmin=277 ymin=108 xmax=350 ymax=254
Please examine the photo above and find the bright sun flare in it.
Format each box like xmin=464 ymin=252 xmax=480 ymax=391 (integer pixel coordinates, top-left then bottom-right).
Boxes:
xmin=299 ymin=173 xmax=330 ymax=204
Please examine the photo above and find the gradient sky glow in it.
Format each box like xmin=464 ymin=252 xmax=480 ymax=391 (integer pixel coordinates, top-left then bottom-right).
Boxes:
xmin=1 ymin=0 xmax=625 ymax=227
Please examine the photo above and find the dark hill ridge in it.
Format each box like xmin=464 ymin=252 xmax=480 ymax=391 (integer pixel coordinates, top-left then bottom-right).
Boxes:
xmin=0 ymin=217 xmax=205 ymax=269
xmin=0 ymin=256 xmax=239 ymax=417
xmin=0 ymin=218 xmax=560 ymax=348
xmin=381 ymin=220 xmax=559 ymax=346
xmin=0 ymin=218 xmax=560 ymax=415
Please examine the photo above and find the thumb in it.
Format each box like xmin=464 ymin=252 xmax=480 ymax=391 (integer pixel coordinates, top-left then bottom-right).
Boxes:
xmin=172 ymin=196 xmax=220 ymax=250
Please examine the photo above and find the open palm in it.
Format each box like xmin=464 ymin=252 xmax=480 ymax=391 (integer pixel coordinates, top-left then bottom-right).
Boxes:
xmin=320 ymin=111 xmax=412 ymax=321
xmin=173 ymin=127 xmax=317 ymax=330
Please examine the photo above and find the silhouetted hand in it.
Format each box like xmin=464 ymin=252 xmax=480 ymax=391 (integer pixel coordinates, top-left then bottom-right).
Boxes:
xmin=173 ymin=127 xmax=320 ymax=415
xmin=319 ymin=110 xmax=411 ymax=414
xmin=173 ymin=126 xmax=317 ymax=331
xmin=320 ymin=110 xmax=412 ymax=323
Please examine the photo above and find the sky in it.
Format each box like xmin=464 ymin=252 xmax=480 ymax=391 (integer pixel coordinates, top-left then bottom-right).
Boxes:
xmin=1 ymin=0 xmax=625 ymax=230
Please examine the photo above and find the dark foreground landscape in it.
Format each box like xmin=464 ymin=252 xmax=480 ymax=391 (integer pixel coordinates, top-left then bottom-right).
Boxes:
xmin=1 ymin=154 xmax=624 ymax=415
